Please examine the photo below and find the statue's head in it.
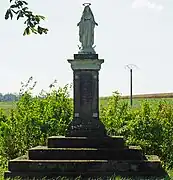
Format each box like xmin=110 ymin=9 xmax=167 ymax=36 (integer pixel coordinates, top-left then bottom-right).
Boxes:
xmin=83 ymin=5 xmax=92 ymax=15
xmin=78 ymin=3 xmax=97 ymax=25
xmin=82 ymin=5 xmax=94 ymax=20
xmin=84 ymin=5 xmax=90 ymax=12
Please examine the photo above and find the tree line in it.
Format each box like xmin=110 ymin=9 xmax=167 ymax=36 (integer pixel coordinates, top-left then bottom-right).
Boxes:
xmin=0 ymin=93 xmax=19 ymax=102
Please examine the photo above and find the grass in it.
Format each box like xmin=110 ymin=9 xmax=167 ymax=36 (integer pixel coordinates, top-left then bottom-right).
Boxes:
xmin=1 ymin=96 xmax=173 ymax=113
xmin=100 ymin=97 xmax=173 ymax=108
xmin=0 ymin=102 xmax=16 ymax=114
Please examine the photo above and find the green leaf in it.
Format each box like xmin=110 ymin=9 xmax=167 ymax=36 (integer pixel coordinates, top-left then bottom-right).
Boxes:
xmin=37 ymin=26 xmax=42 ymax=34
xmin=28 ymin=21 xmax=34 ymax=28
xmin=10 ymin=5 xmax=18 ymax=8
xmin=17 ymin=11 xmax=24 ymax=20
xmin=26 ymin=27 xmax=31 ymax=35
xmin=37 ymin=26 xmax=48 ymax=35
xmin=37 ymin=15 xmax=45 ymax=20
xmin=43 ymin=28 xmax=48 ymax=34
xmin=11 ymin=9 xmax=17 ymax=14
xmin=6 ymin=1 xmax=49 ymax=35
xmin=23 ymin=26 xmax=30 ymax=36
xmin=30 ymin=27 xmax=37 ymax=34
xmin=22 ymin=7 xmax=28 ymax=12
xmin=9 ymin=10 xmax=13 ymax=20
xmin=22 ymin=1 xmax=28 ymax=5
xmin=18 ymin=1 xmax=24 ymax=7
xmin=5 ymin=9 xmax=10 ymax=20
xmin=35 ymin=16 xmax=40 ymax=23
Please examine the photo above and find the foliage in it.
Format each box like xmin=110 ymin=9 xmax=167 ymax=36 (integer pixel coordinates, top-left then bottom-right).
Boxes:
xmin=100 ymin=94 xmax=173 ymax=169
xmin=100 ymin=91 xmax=132 ymax=137
xmin=5 ymin=0 xmax=48 ymax=35
xmin=0 ymin=78 xmax=73 ymax=161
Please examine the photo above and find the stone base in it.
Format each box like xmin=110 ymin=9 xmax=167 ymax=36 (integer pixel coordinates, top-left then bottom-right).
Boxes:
xmin=4 ymin=136 xmax=168 ymax=179
xmin=47 ymin=136 xmax=125 ymax=148
xmin=78 ymin=47 xmax=96 ymax=54
xmin=74 ymin=53 xmax=98 ymax=59
xmin=28 ymin=146 xmax=144 ymax=160
xmin=5 ymin=156 xmax=167 ymax=179
xmin=4 ymin=171 xmax=167 ymax=180
xmin=66 ymin=118 xmax=107 ymax=137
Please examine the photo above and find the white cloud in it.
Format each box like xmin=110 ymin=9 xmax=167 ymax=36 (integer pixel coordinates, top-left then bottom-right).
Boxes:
xmin=132 ymin=0 xmax=164 ymax=11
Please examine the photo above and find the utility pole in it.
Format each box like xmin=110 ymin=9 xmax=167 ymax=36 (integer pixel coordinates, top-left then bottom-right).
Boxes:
xmin=125 ymin=64 xmax=138 ymax=106
xmin=130 ymin=68 xmax=133 ymax=106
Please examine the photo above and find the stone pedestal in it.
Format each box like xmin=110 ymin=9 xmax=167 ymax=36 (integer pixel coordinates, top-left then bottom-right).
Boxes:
xmin=66 ymin=54 xmax=107 ymax=137
xmin=4 ymin=136 xmax=168 ymax=179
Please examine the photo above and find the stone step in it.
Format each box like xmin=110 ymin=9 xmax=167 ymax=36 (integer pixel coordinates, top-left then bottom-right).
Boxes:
xmin=8 ymin=155 xmax=162 ymax=173
xmin=4 ymin=170 xmax=167 ymax=180
xmin=28 ymin=146 xmax=144 ymax=160
xmin=47 ymin=136 xmax=125 ymax=148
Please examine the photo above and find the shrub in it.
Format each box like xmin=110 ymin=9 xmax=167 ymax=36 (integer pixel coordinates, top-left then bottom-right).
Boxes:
xmin=101 ymin=94 xmax=173 ymax=169
xmin=0 ymin=78 xmax=73 ymax=161
xmin=100 ymin=91 xmax=132 ymax=138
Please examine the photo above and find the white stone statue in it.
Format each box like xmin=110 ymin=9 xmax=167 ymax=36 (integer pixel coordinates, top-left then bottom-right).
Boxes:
xmin=77 ymin=3 xmax=98 ymax=54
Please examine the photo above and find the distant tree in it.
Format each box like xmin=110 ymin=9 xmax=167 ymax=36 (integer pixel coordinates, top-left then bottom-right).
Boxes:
xmin=0 ymin=93 xmax=3 ymax=101
xmin=5 ymin=0 xmax=48 ymax=35
xmin=0 ymin=93 xmax=19 ymax=102
xmin=4 ymin=93 xmax=19 ymax=101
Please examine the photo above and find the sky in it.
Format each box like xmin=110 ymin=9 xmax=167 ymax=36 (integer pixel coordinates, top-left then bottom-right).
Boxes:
xmin=0 ymin=0 xmax=173 ymax=97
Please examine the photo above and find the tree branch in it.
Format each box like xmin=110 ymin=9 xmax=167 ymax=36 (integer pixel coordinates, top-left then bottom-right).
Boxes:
xmin=5 ymin=0 xmax=48 ymax=35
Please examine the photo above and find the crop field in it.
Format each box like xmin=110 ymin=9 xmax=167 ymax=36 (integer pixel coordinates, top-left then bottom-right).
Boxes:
xmin=1 ymin=95 xmax=173 ymax=113
xmin=1 ymin=92 xmax=173 ymax=108
xmin=100 ymin=97 xmax=173 ymax=107
xmin=0 ymin=101 xmax=16 ymax=109
xmin=100 ymin=93 xmax=173 ymax=107
xmin=0 ymin=102 xmax=16 ymax=114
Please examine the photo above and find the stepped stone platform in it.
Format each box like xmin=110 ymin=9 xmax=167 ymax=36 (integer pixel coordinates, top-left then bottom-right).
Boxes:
xmin=4 ymin=136 xmax=167 ymax=179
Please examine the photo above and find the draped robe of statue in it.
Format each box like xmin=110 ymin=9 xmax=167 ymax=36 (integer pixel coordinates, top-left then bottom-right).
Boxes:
xmin=77 ymin=5 xmax=98 ymax=54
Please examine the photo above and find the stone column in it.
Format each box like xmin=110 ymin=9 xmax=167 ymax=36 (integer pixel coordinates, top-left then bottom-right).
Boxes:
xmin=66 ymin=54 xmax=107 ymax=137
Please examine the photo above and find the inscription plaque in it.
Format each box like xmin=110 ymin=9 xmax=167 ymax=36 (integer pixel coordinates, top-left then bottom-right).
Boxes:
xmin=80 ymin=72 xmax=93 ymax=105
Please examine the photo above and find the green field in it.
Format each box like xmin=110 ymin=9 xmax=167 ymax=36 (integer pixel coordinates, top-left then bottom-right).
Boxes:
xmin=1 ymin=97 xmax=173 ymax=113
xmin=0 ymin=101 xmax=16 ymax=114
xmin=100 ymin=97 xmax=173 ymax=108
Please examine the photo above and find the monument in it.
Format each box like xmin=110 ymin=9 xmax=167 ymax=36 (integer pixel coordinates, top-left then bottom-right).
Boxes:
xmin=66 ymin=3 xmax=106 ymax=137
xmin=4 ymin=3 xmax=168 ymax=179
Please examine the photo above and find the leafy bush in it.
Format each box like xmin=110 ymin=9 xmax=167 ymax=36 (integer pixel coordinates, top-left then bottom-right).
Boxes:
xmin=101 ymin=94 xmax=173 ymax=169
xmin=100 ymin=91 xmax=133 ymax=138
xmin=0 ymin=78 xmax=73 ymax=161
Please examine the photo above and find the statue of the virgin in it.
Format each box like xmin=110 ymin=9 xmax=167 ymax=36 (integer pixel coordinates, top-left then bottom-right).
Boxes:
xmin=77 ymin=3 xmax=98 ymax=54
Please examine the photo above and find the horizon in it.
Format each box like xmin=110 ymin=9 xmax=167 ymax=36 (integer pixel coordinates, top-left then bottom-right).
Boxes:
xmin=0 ymin=0 xmax=172 ymax=97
